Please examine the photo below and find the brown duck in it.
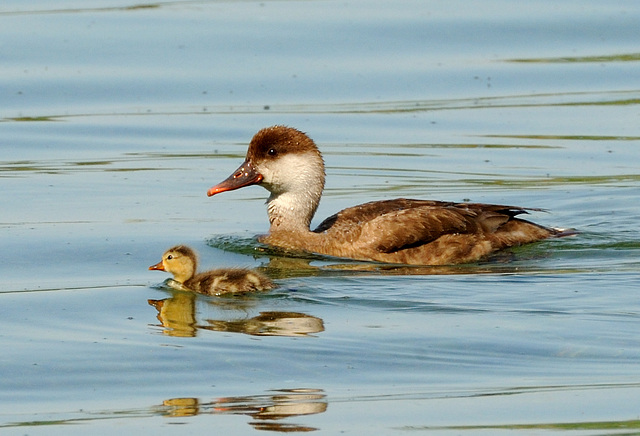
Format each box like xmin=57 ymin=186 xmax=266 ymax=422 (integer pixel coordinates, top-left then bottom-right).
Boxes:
xmin=207 ymin=126 xmax=569 ymax=266
xmin=149 ymin=245 xmax=275 ymax=295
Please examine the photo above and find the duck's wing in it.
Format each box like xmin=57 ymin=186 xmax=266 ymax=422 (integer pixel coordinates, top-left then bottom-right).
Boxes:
xmin=314 ymin=199 xmax=537 ymax=254
xmin=314 ymin=199 xmax=455 ymax=232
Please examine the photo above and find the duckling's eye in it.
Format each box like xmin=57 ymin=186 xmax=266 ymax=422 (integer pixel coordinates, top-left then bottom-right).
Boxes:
xmin=167 ymin=255 xmax=173 ymax=260
xmin=267 ymin=148 xmax=277 ymax=156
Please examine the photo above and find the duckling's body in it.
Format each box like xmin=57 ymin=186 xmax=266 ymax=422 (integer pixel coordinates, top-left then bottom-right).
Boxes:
xmin=207 ymin=125 xmax=571 ymax=266
xmin=149 ymin=245 xmax=275 ymax=295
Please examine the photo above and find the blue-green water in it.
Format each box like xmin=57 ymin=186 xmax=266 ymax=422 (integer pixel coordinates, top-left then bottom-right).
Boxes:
xmin=2 ymin=1 xmax=640 ymax=434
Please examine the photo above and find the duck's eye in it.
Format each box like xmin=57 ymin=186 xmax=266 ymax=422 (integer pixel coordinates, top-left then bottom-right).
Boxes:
xmin=167 ymin=255 xmax=173 ymax=260
xmin=267 ymin=148 xmax=277 ymax=156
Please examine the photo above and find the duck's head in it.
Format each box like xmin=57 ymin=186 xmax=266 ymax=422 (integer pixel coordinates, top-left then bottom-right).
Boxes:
xmin=207 ymin=126 xmax=326 ymax=231
xmin=149 ymin=245 xmax=198 ymax=284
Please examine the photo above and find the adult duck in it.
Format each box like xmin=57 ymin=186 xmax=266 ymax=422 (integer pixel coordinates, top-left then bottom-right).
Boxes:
xmin=207 ymin=126 xmax=567 ymax=265
xmin=149 ymin=245 xmax=275 ymax=295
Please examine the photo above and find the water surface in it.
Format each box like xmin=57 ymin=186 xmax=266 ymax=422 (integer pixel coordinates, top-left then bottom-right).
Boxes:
xmin=1 ymin=0 xmax=640 ymax=434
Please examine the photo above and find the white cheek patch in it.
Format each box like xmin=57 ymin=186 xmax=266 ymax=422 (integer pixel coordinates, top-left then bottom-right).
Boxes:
xmin=262 ymin=153 xmax=319 ymax=192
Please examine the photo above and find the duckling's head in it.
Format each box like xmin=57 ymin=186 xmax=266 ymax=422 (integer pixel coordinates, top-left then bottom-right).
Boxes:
xmin=149 ymin=245 xmax=198 ymax=284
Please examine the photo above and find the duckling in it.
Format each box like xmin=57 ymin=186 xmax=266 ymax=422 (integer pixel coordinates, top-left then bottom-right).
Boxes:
xmin=149 ymin=245 xmax=275 ymax=295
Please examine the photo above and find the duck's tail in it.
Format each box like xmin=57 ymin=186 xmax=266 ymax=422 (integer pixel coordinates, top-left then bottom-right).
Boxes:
xmin=550 ymin=227 xmax=578 ymax=238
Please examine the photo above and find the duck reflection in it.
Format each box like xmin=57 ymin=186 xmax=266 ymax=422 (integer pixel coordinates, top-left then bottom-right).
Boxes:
xmin=261 ymin=252 xmax=550 ymax=278
xmin=148 ymin=291 xmax=323 ymax=338
xmin=160 ymin=388 xmax=327 ymax=432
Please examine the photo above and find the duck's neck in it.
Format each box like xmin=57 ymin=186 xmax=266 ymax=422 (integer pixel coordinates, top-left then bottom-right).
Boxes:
xmin=266 ymin=183 xmax=323 ymax=233
xmin=259 ymin=149 xmax=326 ymax=233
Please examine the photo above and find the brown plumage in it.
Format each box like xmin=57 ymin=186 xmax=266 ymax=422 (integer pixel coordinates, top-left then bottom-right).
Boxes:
xmin=207 ymin=125 xmax=570 ymax=266
xmin=149 ymin=245 xmax=275 ymax=295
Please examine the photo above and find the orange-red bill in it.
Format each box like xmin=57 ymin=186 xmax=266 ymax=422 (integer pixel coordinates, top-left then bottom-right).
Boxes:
xmin=149 ymin=261 xmax=165 ymax=271
xmin=207 ymin=160 xmax=263 ymax=197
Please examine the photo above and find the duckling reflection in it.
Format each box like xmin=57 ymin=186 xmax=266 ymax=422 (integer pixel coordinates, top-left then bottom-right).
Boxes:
xmin=148 ymin=292 xmax=197 ymax=338
xmin=161 ymin=397 xmax=199 ymax=417
xmin=202 ymin=311 xmax=324 ymax=337
xmin=160 ymin=388 xmax=327 ymax=432
xmin=148 ymin=293 xmax=323 ymax=338
xmin=149 ymin=245 xmax=276 ymax=295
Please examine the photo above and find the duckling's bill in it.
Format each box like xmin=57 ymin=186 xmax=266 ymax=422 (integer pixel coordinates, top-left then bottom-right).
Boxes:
xmin=149 ymin=261 xmax=165 ymax=271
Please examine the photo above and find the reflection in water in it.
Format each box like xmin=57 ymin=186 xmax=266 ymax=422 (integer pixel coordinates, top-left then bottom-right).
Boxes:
xmin=202 ymin=311 xmax=324 ymax=337
xmin=148 ymin=292 xmax=323 ymax=338
xmin=263 ymin=253 xmax=563 ymax=278
xmin=5 ymin=384 xmax=640 ymax=430
xmin=148 ymin=292 xmax=197 ymax=338
xmin=148 ymin=292 xmax=196 ymax=338
xmin=160 ymin=388 xmax=327 ymax=432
